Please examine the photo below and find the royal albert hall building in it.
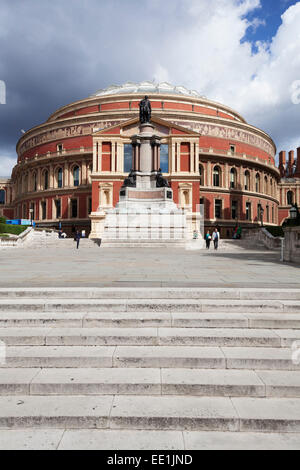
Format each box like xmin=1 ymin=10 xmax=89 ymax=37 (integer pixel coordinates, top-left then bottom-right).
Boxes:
xmin=1 ymin=81 xmax=299 ymax=238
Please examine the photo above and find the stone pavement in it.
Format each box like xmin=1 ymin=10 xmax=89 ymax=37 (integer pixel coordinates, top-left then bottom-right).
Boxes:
xmin=0 ymin=287 xmax=300 ymax=450
xmin=0 ymin=244 xmax=299 ymax=288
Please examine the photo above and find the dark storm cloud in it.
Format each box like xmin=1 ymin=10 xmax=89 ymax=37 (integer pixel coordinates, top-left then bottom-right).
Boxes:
xmin=0 ymin=0 xmax=172 ymax=174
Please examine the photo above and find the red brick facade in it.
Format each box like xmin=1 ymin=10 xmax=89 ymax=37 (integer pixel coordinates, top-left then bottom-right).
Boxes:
xmin=3 ymin=83 xmax=294 ymax=237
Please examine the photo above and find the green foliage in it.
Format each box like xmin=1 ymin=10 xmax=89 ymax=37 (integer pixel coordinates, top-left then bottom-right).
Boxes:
xmin=0 ymin=223 xmax=28 ymax=235
xmin=0 ymin=216 xmax=7 ymax=224
xmin=265 ymin=226 xmax=284 ymax=238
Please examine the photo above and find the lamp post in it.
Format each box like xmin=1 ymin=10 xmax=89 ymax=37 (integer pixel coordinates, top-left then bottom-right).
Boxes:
xmin=29 ymin=208 xmax=33 ymax=226
xmin=289 ymin=204 xmax=298 ymax=220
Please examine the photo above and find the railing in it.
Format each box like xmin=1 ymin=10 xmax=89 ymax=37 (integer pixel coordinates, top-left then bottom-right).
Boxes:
xmin=199 ymin=147 xmax=278 ymax=171
xmin=20 ymin=147 xmax=93 ymax=163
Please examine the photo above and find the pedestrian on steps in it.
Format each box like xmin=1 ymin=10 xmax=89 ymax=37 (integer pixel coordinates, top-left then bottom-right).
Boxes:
xmin=75 ymin=230 xmax=81 ymax=249
xmin=212 ymin=228 xmax=220 ymax=250
xmin=205 ymin=231 xmax=212 ymax=249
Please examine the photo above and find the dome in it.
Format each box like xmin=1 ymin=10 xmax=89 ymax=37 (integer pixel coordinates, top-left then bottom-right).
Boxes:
xmin=91 ymin=81 xmax=204 ymax=98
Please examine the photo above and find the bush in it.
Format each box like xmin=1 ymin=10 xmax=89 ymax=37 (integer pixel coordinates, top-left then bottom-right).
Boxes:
xmin=0 ymin=223 xmax=28 ymax=235
xmin=0 ymin=216 xmax=7 ymax=224
xmin=265 ymin=226 xmax=284 ymax=238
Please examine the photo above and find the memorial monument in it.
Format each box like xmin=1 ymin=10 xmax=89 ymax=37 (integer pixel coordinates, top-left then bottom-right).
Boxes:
xmin=96 ymin=96 xmax=190 ymax=243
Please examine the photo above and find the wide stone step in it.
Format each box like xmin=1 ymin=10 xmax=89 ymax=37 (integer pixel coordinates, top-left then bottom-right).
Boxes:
xmin=1 ymin=311 xmax=299 ymax=329
xmin=2 ymin=345 xmax=299 ymax=370
xmin=0 ymin=327 xmax=295 ymax=347
xmin=1 ymin=368 xmax=300 ymax=398
xmin=0 ymin=395 xmax=300 ymax=431
xmin=1 ymin=287 xmax=299 ymax=300
xmin=0 ymin=298 xmax=299 ymax=312
xmin=1 ymin=429 xmax=300 ymax=450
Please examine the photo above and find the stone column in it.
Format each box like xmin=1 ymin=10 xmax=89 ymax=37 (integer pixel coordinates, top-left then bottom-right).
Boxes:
xmin=171 ymin=143 xmax=176 ymax=174
xmin=190 ymin=143 xmax=194 ymax=173
xmin=37 ymin=168 xmax=41 ymax=191
xmin=82 ymin=160 xmax=87 ymax=184
xmin=111 ymin=142 xmax=116 ymax=173
xmin=64 ymin=162 xmax=69 ymax=187
xmin=176 ymin=142 xmax=180 ymax=173
xmin=117 ymin=142 xmax=123 ymax=172
xmin=93 ymin=142 xmax=97 ymax=173
xmin=98 ymin=142 xmax=102 ymax=172
xmin=207 ymin=161 xmax=212 ymax=187
xmin=50 ymin=165 xmax=54 ymax=188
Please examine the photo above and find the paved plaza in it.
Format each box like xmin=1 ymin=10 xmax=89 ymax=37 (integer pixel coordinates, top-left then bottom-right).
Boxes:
xmin=0 ymin=244 xmax=299 ymax=288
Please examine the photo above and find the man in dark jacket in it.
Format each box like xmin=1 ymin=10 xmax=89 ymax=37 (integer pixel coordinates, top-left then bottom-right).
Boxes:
xmin=75 ymin=230 xmax=81 ymax=249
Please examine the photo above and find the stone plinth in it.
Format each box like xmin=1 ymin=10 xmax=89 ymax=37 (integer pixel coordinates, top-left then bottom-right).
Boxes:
xmin=283 ymin=226 xmax=300 ymax=264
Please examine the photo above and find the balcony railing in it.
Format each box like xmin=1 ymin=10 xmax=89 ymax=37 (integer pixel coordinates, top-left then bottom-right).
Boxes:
xmin=20 ymin=147 xmax=93 ymax=163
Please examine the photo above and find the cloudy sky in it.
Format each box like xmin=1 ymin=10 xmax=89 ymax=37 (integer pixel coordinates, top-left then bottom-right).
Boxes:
xmin=0 ymin=0 xmax=300 ymax=176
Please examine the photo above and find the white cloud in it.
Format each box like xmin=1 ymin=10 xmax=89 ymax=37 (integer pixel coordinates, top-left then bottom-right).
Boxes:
xmin=0 ymin=154 xmax=16 ymax=177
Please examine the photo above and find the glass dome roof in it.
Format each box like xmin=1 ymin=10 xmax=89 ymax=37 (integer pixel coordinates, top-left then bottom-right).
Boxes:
xmin=91 ymin=81 xmax=204 ymax=98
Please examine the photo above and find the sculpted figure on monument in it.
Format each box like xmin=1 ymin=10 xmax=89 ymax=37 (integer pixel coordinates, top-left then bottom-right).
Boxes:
xmin=139 ymin=96 xmax=151 ymax=123
xmin=156 ymin=168 xmax=170 ymax=188
xmin=122 ymin=169 xmax=136 ymax=188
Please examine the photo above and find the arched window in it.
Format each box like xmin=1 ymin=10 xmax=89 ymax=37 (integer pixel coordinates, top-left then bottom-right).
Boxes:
xmin=230 ymin=168 xmax=237 ymax=189
xmin=270 ymin=179 xmax=273 ymax=197
xmin=43 ymin=170 xmax=49 ymax=190
xmin=0 ymin=189 xmax=5 ymax=205
xmin=287 ymin=191 xmax=294 ymax=206
xmin=57 ymin=168 xmax=63 ymax=188
xmin=73 ymin=166 xmax=80 ymax=187
xmin=255 ymin=173 xmax=261 ymax=193
xmin=199 ymin=165 xmax=204 ymax=186
xmin=213 ymin=166 xmax=221 ymax=187
xmin=244 ymin=171 xmax=250 ymax=191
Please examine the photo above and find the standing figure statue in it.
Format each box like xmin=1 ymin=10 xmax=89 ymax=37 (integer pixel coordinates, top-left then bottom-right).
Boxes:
xmin=139 ymin=96 xmax=151 ymax=123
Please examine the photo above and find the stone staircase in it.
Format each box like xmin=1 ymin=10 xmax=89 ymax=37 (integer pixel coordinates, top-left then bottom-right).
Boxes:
xmin=0 ymin=287 xmax=300 ymax=450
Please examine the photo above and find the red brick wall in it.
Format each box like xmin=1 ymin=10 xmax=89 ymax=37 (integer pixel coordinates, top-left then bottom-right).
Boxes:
xmin=200 ymin=136 xmax=274 ymax=163
xmin=20 ymin=136 xmax=93 ymax=161
xmin=102 ymin=142 xmax=111 ymax=171
xmin=180 ymin=143 xmax=190 ymax=172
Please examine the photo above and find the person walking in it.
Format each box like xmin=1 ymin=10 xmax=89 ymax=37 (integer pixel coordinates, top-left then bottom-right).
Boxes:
xmin=205 ymin=231 xmax=211 ymax=249
xmin=75 ymin=230 xmax=81 ymax=249
xmin=212 ymin=228 xmax=220 ymax=250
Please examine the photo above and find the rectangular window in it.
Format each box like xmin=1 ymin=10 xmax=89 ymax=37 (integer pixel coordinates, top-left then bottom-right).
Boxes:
xmin=88 ymin=197 xmax=92 ymax=215
xmin=124 ymin=144 xmax=132 ymax=173
xmin=266 ymin=205 xmax=269 ymax=223
xmin=71 ymin=199 xmax=78 ymax=218
xmin=41 ymin=201 xmax=47 ymax=220
xmin=160 ymin=144 xmax=169 ymax=173
xmin=215 ymin=199 xmax=222 ymax=219
xmin=231 ymin=201 xmax=238 ymax=220
xmin=55 ymin=199 xmax=61 ymax=219
xmin=57 ymin=144 xmax=63 ymax=154
xmin=246 ymin=202 xmax=251 ymax=221
xmin=230 ymin=145 xmax=235 ymax=154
